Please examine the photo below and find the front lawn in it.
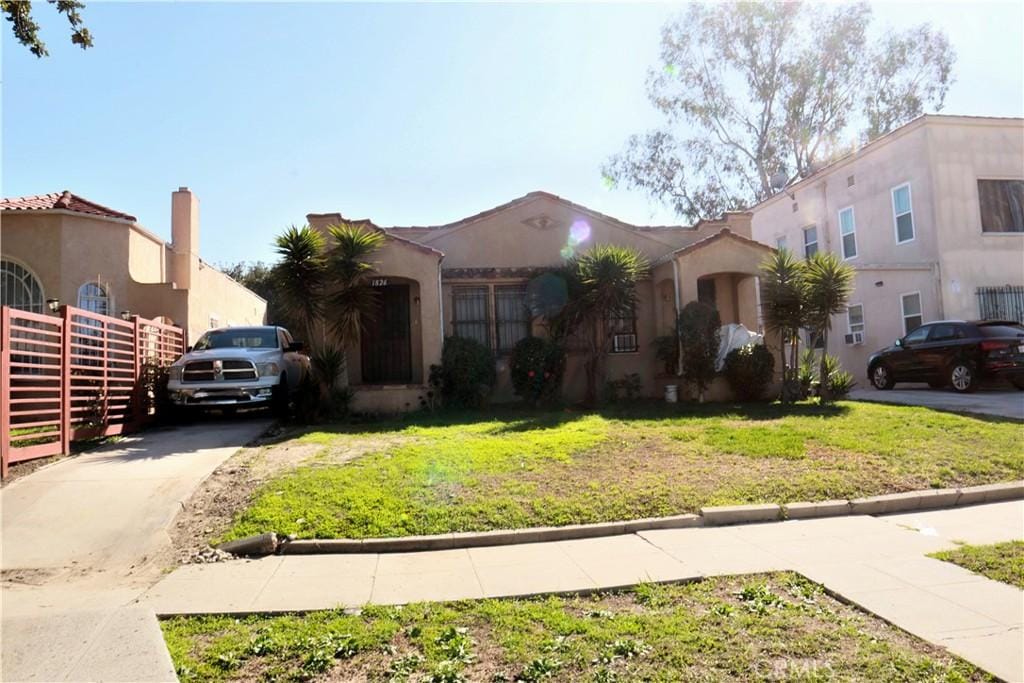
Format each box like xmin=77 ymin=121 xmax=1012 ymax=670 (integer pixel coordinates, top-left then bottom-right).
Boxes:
xmin=930 ymin=541 xmax=1024 ymax=589
xmin=162 ymin=573 xmax=986 ymax=682
xmin=225 ymin=401 xmax=1023 ymax=541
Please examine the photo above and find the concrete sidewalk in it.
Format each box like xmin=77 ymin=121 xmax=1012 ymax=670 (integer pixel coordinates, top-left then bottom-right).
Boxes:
xmin=1 ymin=417 xmax=270 ymax=682
xmin=143 ymin=501 xmax=1024 ymax=682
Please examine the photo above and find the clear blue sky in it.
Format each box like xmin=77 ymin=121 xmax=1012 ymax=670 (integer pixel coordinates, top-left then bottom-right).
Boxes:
xmin=4 ymin=1 xmax=1022 ymax=266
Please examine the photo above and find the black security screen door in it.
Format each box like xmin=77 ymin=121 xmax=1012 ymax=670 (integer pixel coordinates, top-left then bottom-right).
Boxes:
xmin=360 ymin=284 xmax=412 ymax=384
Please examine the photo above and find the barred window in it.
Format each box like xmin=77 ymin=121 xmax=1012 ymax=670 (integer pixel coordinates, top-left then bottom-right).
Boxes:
xmin=608 ymin=307 xmax=638 ymax=353
xmin=452 ymin=286 xmax=490 ymax=347
xmin=494 ymin=285 xmax=530 ymax=352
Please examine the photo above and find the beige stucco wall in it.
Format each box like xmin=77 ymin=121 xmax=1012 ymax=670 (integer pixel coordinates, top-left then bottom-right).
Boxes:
xmin=307 ymin=214 xmax=443 ymax=388
xmin=926 ymin=121 xmax=1024 ymax=319
xmin=1 ymin=204 xmax=266 ymax=345
xmin=750 ymin=115 xmax=1024 ymax=377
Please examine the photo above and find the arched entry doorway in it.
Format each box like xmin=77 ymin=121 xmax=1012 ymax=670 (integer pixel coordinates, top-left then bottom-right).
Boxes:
xmin=360 ymin=278 xmax=417 ymax=384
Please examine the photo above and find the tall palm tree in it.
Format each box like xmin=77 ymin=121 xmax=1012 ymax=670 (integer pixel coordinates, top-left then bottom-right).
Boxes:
xmin=760 ymin=248 xmax=807 ymax=402
xmin=271 ymin=222 xmax=384 ymax=392
xmin=554 ymin=244 xmax=648 ymax=405
xmin=804 ymin=251 xmax=855 ymax=401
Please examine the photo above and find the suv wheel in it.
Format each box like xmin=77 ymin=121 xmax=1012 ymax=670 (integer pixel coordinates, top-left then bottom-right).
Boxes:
xmin=870 ymin=364 xmax=895 ymax=390
xmin=949 ymin=362 xmax=977 ymax=393
xmin=271 ymin=375 xmax=289 ymax=418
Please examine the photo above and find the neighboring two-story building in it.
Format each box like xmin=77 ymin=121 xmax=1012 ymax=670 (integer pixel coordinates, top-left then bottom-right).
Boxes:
xmin=1 ymin=187 xmax=266 ymax=342
xmin=751 ymin=115 xmax=1024 ymax=376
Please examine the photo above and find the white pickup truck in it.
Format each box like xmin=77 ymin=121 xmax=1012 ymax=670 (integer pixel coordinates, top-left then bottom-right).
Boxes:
xmin=166 ymin=326 xmax=309 ymax=416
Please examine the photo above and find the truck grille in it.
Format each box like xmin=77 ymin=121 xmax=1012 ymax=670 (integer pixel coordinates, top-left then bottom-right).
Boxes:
xmin=182 ymin=359 xmax=258 ymax=382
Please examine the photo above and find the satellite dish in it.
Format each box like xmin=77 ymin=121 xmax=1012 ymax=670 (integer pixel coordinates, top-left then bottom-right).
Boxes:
xmin=526 ymin=272 xmax=569 ymax=318
xmin=770 ymin=171 xmax=789 ymax=191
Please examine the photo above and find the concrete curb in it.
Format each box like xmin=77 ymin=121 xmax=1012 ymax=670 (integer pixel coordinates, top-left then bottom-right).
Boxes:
xmin=225 ymin=481 xmax=1024 ymax=557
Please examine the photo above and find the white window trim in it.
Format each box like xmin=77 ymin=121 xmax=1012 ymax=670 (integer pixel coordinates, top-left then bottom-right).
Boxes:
xmin=899 ymin=290 xmax=923 ymax=336
xmin=846 ymin=302 xmax=865 ymax=334
xmin=775 ymin=235 xmax=788 ymax=251
xmin=891 ymin=183 xmax=915 ymax=245
xmin=838 ymin=205 xmax=858 ymax=260
xmin=77 ymin=281 xmax=114 ymax=316
xmin=802 ymin=225 xmax=818 ymax=257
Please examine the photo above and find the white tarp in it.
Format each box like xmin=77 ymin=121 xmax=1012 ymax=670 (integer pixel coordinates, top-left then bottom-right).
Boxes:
xmin=716 ymin=323 xmax=764 ymax=371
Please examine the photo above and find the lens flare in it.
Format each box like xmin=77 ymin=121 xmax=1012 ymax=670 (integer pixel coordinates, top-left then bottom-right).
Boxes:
xmin=570 ymin=219 xmax=591 ymax=244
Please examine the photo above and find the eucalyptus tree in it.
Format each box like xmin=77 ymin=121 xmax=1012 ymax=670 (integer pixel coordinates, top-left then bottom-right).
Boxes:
xmin=604 ymin=1 xmax=955 ymax=221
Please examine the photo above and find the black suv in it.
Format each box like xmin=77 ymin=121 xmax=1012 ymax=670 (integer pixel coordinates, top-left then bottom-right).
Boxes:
xmin=867 ymin=320 xmax=1024 ymax=393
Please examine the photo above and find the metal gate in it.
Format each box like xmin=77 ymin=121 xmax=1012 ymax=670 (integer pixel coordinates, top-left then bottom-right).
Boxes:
xmin=1 ymin=305 xmax=185 ymax=477
xmin=977 ymin=285 xmax=1024 ymax=323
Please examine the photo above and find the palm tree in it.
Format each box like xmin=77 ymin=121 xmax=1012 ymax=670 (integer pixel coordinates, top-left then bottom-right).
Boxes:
xmin=553 ymin=244 xmax=648 ymax=405
xmin=273 ymin=225 xmax=327 ymax=345
xmin=804 ymin=251 xmax=855 ymax=401
xmin=760 ymin=248 xmax=807 ymax=402
xmin=271 ymin=223 xmax=384 ymax=393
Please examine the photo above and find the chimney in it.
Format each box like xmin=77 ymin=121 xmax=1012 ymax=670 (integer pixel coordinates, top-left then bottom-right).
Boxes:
xmin=171 ymin=187 xmax=199 ymax=289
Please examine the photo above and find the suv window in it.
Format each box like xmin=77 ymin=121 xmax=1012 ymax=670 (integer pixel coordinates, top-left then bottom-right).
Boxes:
xmin=928 ymin=324 xmax=961 ymax=342
xmin=903 ymin=325 xmax=931 ymax=344
xmin=977 ymin=323 xmax=1024 ymax=338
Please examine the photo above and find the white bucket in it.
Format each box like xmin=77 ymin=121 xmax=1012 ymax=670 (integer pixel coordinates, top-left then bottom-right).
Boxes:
xmin=664 ymin=384 xmax=678 ymax=403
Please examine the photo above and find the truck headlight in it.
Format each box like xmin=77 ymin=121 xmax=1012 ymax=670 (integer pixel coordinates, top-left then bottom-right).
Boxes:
xmin=168 ymin=366 xmax=184 ymax=381
xmin=257 ymin=362 xmax=281 ymax=377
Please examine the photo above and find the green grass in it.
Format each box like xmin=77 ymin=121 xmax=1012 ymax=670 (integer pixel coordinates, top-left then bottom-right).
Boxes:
xmin=161 ymin=573 xmax=988 ymax=682
xmin=930 ymin=541 xmax=1024 ymax=589
xmin=225 ymin=401 xmax=1024 ymax=541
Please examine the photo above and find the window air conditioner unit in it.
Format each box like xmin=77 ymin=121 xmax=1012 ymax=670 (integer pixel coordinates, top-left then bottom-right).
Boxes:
xmin=844 ymin=332 xmax=864 ymax=345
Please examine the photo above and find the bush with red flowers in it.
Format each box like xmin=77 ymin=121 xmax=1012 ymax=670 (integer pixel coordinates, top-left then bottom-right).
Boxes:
xmin=509 ymin=336 xmax=566 ymax=406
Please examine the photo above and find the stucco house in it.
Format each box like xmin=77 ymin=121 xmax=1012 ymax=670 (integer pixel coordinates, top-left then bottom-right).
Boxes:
xmin=306 ymin=191 xmax=772 ymax=412
xmin=750 ymin=115 xmax=1024 ymax=377
xmin=1 ymin=187 xmax=266 ymax=342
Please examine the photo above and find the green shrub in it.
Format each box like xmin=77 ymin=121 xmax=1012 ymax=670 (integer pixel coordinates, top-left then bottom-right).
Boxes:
xmin=678 ymin=301 xmax=721 ymax=401
xmin=723 ymin=344 xmax=775 ymax=401
xmin=509 ymin=337 xmax=566 ymax=406
xmin=604 ymin=373 xmax=643 ymax=403
xmin=436 ymin=336 xmax=496 ymax=408
xmin=823 ymin=353 xmax=855 ymax=400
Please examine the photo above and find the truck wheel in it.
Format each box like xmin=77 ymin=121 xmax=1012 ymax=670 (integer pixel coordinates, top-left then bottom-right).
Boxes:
xmin=949 ymin=362 xmax=977 ymax=393
xmin=870 ymin=364 xmax=895 ymax=390
xmin=271 ymin=375 xmax=289 ymax=418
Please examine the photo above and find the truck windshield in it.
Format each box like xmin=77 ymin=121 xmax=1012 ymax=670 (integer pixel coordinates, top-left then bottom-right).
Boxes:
xmin=193 ymin=329 xmax=278 ymax=350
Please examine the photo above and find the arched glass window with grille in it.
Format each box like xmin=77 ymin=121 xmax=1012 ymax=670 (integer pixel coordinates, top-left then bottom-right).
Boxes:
xmin=77 ymin=282 xmax=112 ymax=316
xmin=1 ymin=259 xmax=44 ymax=312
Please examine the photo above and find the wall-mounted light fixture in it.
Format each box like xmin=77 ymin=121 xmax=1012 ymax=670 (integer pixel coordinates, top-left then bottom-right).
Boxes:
xmin=46 ymin=299 xmax=60 ymax=313
xmin=874 ymin=281 xmax=884 ymax=288
xmin=120 ymin=310 xmax=132 ymax=321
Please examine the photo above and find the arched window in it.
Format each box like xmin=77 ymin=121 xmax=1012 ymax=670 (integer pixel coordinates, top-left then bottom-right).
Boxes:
xmin=78 ymin=282 xmax=112 ymax=316
xmin=1 ymin=258 xmax=44 ymax=313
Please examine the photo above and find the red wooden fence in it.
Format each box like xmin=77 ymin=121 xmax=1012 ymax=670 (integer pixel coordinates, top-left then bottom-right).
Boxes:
xmin=0 ymin=305 xmax=186 ymax=477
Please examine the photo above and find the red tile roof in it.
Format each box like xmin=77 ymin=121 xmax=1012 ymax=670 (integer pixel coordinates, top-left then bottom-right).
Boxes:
xmin=0 ymin=191 xmax=137 ymax=222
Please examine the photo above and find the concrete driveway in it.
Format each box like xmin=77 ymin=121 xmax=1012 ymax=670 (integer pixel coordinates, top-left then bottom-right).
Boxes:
xmin=1 ymin=416 xmax=270 ymax=682
xmin=849 ymin=384 xmax=1024 ymax=420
